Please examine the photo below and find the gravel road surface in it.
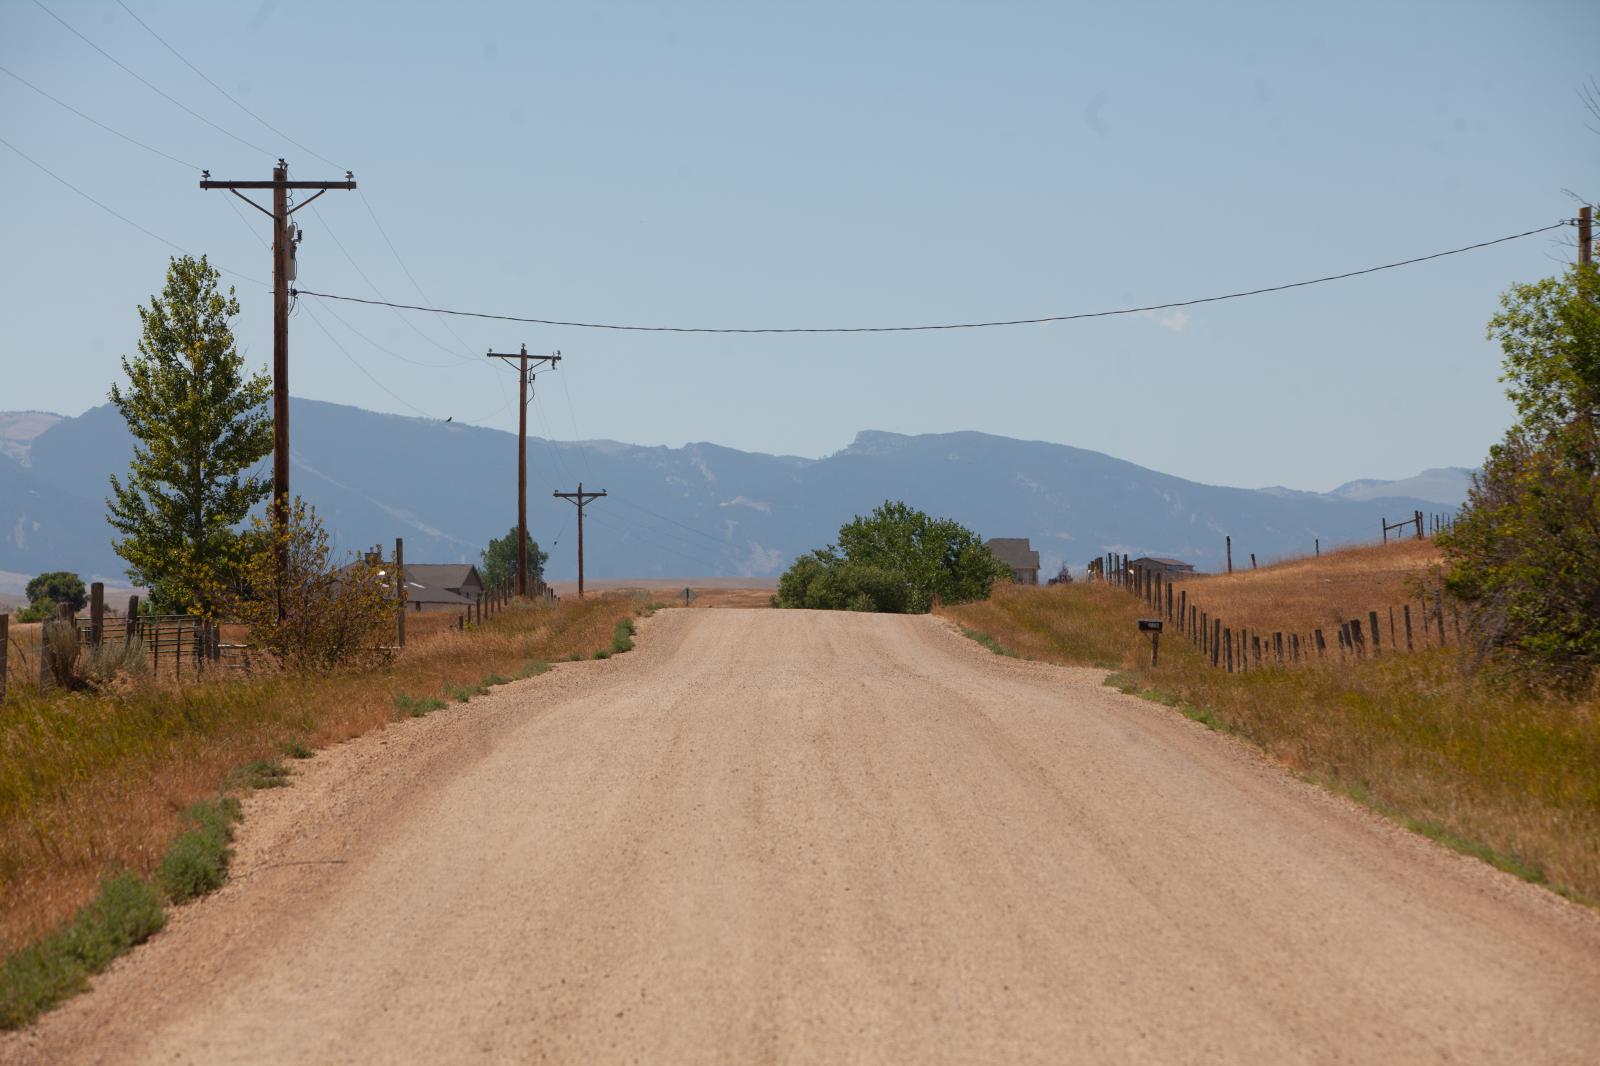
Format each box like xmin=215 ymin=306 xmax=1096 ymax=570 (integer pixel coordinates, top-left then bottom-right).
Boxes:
xmin=6 ymin=608 xmax=1598 ymax=1064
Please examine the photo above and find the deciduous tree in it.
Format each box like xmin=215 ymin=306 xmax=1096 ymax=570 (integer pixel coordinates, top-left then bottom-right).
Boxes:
xmin=480 ymin=527 xmax=549 ymax=592
xmin=107 ymin=256 xmax=272 ymax=613
xmin=1442 ymin=264 xmax=1600 ymax=687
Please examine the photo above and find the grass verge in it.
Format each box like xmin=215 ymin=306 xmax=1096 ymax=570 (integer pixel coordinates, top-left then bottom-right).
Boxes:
xmin=941 ymin=576 xmax=1600 ymax=906
xmin=1 ymin=594 xmax=643 ymax=958
xmin=0 ymin=871 xmax=164 ymax=1029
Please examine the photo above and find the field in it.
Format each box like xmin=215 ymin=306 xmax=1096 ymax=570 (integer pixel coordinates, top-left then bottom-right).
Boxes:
xmin=0 ymin=594 xmax=648 ymax=956
xmin=940 ymin=542 xmax=1600 ymax=905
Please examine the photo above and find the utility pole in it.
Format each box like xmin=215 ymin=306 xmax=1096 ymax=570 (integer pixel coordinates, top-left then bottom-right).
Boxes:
xmin=488 ymin=345 xmax=561 ymax=596
xmin=553 ymin=482 xmax=607 ymax=598
xmin=1580 ymin=205 xmax=1592 ymax=267
xmin=200 ymin=161 xmax=356 ymax=609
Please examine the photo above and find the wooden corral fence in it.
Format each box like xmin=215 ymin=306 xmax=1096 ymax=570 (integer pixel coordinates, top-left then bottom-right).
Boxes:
xmin=0 ymin=546 xmax=563 ymax=701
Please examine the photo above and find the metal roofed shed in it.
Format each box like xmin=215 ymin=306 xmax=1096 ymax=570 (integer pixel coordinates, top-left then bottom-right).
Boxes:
xmin=1129 ymin=556 xmax=1197 ymax=576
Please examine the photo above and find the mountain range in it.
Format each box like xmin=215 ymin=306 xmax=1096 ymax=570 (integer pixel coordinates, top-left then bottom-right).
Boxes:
xmin=0 ymin=402 xmax=1469 ymax=586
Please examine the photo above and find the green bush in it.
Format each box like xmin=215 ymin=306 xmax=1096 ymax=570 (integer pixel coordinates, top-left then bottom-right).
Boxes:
xmin=775 ymin=501 xmax=1011 ymax=614
xmin=1442 ymin=264 xmax=1600 ymax=688
xmin=0 ymin=870 xmax=165 ymax=1029
xmin=156 ymin=799 xmax=240 ymax=904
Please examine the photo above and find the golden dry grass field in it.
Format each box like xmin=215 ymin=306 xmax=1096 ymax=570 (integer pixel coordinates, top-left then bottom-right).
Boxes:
xmin=0 ymin=594 xmax=647 ymax=955
xmin=940 ymin=542 xmax=1600 ymax=906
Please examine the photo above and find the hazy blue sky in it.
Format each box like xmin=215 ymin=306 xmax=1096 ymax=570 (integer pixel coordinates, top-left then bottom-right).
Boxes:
xmin=4 ymin=0 xmax=1597 ymax=493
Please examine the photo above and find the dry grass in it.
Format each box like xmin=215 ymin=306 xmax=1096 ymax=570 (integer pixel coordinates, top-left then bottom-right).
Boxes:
xmin=1177 ymin=540 xmax=1449 ymax=643
xmin=941 ymin=545 xmax=1600 ymax=905
xmin=0 ymin=594 xmax=642 ymax=954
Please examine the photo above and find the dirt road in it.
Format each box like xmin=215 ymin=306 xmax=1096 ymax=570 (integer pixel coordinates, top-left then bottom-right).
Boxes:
xmin=7 ymin=609 xmax=1599 ymax=1064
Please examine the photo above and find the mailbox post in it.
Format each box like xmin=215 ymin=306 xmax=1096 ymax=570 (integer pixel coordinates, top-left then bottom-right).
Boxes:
xmin=1138 ymin=618 xmax=1163 ymax=666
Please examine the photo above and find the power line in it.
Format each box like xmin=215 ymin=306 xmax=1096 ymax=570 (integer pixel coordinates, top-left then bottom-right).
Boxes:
xmin=309 ymin=204 xmax=479 ymax=366
xmin=30 ymin=0 xmax=274 ymax=160
xmin=583 ymin=510 xmax=723 ymax=572
xmin=357 ymin=189 xmax=481 ymax=358
xmin=292 ymin=221 xmax=1570 ymax=334
xmin=0 ymin=62 xmax=200 ymax=170
xmin=0 ymin=133 xmax=264 ymax=286
xmin=616 ymin=497 xmax=729 ymax=547
xmin=111 ymin=0 xmax=341 ymax=169
xmin=301 ymin=302 xmax=439 ymax=419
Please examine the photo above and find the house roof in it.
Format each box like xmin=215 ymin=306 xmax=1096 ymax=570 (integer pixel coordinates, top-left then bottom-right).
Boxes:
xmin=403 ymin=563 xmax=483 ymax=590
xmin=401 ymin=580 xmax=476 ymax=606
xmin=986 ymin=538 xmax=1041 ymax=570
xmin=1131 ymin=556 xmax=1195 ymax=570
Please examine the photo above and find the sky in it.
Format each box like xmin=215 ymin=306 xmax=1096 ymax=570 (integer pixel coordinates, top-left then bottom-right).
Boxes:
xmin=3 ymin=0 xmax=1598 ymax=494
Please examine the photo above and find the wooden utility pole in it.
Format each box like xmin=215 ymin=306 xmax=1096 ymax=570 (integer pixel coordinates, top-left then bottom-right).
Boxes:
xmin=395 ymin=537 xmax=406 ymax=648
xmin=553 ymin=482 xmax=607 ymax=598
xmin=1581 ymin=205 xmax=1593 ymax=267
xmin=200 ymin=161 xmax=356 ymax=609
xmin=488 ymin=345 xmax=561 ymax=596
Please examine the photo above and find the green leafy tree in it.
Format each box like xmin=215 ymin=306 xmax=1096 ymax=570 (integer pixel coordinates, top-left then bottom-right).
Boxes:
xmin=480 ymin=527 xmax=549 ymax=591
xmin=106 ymin=256 xmax=272 ymax=613
xmin=1441 ymin=263 xmax=1600 ymax=687
xmin=23 ymin=571 xmax=88 ymax=614
xmin=775 ymin=501 xmax=1011 ymax=613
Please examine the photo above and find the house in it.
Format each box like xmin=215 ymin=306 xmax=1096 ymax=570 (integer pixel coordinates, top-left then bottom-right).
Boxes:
xmin=985 ymin=538 xmax=1041 ymax=586
xmin=401 ymin=563 xmax=486 ymax=612
xmin=1129 ymin=556 xmax=1196 ymax=577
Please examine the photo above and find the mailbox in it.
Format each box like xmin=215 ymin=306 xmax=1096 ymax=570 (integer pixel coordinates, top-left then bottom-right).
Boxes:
xmin=1137 ymin=619 xmax=1163 ymax=633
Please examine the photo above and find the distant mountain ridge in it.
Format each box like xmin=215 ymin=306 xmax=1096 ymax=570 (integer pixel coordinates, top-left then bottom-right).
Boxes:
xmin=0 ymin=402 xmax=1467 ymax=583
xmin=1326 ymin=468 xmax=1476 ymax=506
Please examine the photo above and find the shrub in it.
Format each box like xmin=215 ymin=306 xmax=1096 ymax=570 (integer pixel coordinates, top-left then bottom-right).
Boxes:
xmin=775 ymin=502 xmax=1012 ymax=614
xmin=156 ymin=799 xmax=240 ymax=904
xmin=230 ymin=498 xmax=395 ymax=672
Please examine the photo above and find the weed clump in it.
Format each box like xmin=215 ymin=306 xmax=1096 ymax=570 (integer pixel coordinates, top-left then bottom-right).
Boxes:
xmin=0 ymin=870 xmax=165 ymax=1029
xmin=156 ymin=799 xmax=241 ymax=904
xmin=960 ymin=627 xmax=1015 ymax=657
xmin=393 ymin=692 xmax=446 ymax=717
xmin=229 ymin=760 xmax=290 ymax=790
xmin=611 ymin=619 xmax=636 ymax=654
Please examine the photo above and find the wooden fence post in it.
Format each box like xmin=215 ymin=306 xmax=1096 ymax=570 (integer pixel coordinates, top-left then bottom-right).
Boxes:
xmin=0 ymin=613 xmax=7 ymax=703
xmin=1250 ymin=553 xmax=1257 ymax=570
xmin=1314 ymin=629 xmax=1326 ymax=657
xmin=1369 ymin=611 xmax=1382 ymax=655
xmin=395 ymin=537 xmax=406 ymax=649
xmin=1350 ymin=618 xmax=1365 ymax=657
xmin=90 ymin=582 xmax=104 ymax=649
xmin=1226 ymin=536 xmax=1233 ymax=574
xmin=1433 ymin=590 xmax=1445 ymax=643
xmin=1225 ymin=628 xmax=1233 ymax=672
xmin=1315 ymin=538 xmax=1320 ymax=557
xmin=1291 ymin=633 xmax=1300 ymax=662
xmin=1274 ymin=632 xmax=1284 ymax=662
xmin=1403 ymin=604 xmax=1414 ymax=651
xmin=1212 ymin=619 xmax=1222 ymax=667
xmin=1165 ymin=579 xmax=1173 ymax=622
xmin=1178 ymin=590 xmax=1187 ymax=632
xmin=127 ymin=595 xmax=140 ymax=651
